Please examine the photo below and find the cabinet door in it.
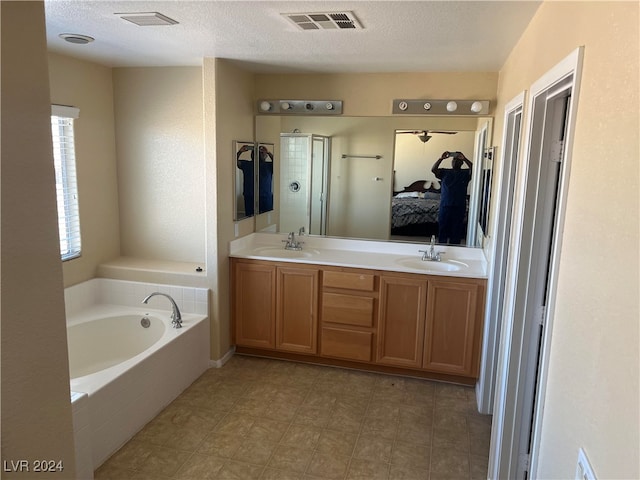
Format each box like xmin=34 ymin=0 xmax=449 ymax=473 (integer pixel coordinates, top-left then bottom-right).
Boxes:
xmin=376 ymin=275 xmax=427 ymax=368
xmin=276 ymin=266 xmax=319 ymax=354
xmin=234 ymin=261 xmax=276 ymax=349
xmin=423 ymin=279 xmax=480 ymax=376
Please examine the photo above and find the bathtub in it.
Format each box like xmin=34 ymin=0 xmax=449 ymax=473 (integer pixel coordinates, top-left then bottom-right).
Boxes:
xmin=66 ymin=279 xmax=209 ymax=476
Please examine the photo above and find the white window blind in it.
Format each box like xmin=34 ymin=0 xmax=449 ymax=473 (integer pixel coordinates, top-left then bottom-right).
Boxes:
xmin=51 ymin=105 xmax=81 ymax=261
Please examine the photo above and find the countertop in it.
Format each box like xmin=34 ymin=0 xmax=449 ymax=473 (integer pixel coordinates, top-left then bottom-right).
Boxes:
xmin=229 ymin=233 xmax=488 ymax=279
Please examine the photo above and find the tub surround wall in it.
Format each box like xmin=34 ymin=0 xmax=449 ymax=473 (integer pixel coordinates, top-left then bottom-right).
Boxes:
xmin=96 ymin=256 xmax=208 ymax=288
xmin=64 ymin=278 xmax=209 ymax=318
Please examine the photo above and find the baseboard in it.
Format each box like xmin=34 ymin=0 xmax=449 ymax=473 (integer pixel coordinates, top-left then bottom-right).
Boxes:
xmin=208 ymin=346 xmax=236 ymax=368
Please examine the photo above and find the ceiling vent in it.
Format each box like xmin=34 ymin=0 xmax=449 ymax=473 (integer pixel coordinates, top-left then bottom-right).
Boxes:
xmin=282 ymin=11 xmax=362 ymax=31
xmin=117 ymin=12 xmax=179 ymax=26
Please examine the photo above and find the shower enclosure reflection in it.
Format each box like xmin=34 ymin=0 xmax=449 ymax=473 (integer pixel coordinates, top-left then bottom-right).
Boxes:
xmin=279 ymin=133 xmax=331 ymax=235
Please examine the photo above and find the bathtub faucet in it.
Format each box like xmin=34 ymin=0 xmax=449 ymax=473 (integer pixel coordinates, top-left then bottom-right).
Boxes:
xmin=142 ymin=292 xmax=182 ymax=328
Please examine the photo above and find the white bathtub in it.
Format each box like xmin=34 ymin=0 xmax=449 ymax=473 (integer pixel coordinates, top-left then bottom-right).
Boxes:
xmin=66 ymin=279 xmax=209 ymax=476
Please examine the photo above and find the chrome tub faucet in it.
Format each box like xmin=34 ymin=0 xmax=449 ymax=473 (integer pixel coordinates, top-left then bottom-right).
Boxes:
xmin=142 ymin=292 xmax=182 ymax=328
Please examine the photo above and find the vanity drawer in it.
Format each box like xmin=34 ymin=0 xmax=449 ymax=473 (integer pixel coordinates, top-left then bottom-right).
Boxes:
xmin=322 ymin=293 xmax=374 ymax=327
xmin=323 ymin=271 xmax=375 ymax=291
xmin=321 ymin=327 xmax=372 ymax=362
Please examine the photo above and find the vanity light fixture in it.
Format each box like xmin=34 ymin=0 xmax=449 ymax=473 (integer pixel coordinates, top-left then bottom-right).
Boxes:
xmin=256 ymin=100 xmax=343 ymax=115
xmin=259 ymin=101 xmax=273 ymax=112
xmin=470 ymin=101 xmax=484 ymax=113
xmin=392 ymin=99 xmax=490 ymax=115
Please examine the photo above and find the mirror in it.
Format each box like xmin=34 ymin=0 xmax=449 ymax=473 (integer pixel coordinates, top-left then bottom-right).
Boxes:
xmin=234 ymin=141 xmax=276 ymax=221
xmin=255 ymin=115 xmax=492 ymax=247
xmin=234 ymin=141 xmax=255 ymax=220
xmin=258 ymin=143 xmax=275 ymax=215
xmin=392 ymin=130 xmax=477 ymax=245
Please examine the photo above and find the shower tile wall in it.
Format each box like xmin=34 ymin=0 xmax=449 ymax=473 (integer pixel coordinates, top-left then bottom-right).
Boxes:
xmin=280 ymin=135 xmax=310 ymax=233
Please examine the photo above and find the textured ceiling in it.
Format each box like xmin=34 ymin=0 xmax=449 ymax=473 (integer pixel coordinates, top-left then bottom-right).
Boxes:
xmin=44 ymin=1 xmax=542 ymax=73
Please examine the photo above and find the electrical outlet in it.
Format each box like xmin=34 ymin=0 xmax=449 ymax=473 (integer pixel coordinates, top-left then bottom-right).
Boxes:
xmin=575 ymin=448 xmax=597 ymax=480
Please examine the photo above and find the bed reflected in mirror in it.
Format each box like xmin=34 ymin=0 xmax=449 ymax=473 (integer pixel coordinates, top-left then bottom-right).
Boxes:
xmin=391 ymin=129 xmax=476 ymax=245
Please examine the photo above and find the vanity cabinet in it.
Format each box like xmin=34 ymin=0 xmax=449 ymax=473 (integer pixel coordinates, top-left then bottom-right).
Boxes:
xmin=320 ymin=269 xmax=377 ymax=362
xmin=276 ymin=266 xmax=319 ymax=354
xmin=376 ymin=274 xmax=485 ymax=377
xmin=231 ymin=257 xmax=486 ymax=383
xmin=232 ymin=259 xmax=319 ymax=354
xmin=423 ymin=278 xmax=483 ymax=377
xmin=376 ymin=275 xmax=427 ymax=368
xmin=233 ymin=261 xmax=276 ymax=349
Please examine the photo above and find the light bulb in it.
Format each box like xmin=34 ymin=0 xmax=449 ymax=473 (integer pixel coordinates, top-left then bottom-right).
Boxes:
xmin=281 ymin=102 xmax=292 ymax=110
xmin=260 ymin=101 xmax=272 ymax=112
xmin=471 ymin=101 xmax=483 ymax=113
xmin=446 ymin=101 xmax=458 ymax=112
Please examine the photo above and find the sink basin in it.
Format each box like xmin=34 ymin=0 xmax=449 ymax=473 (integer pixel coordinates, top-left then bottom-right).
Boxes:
xmin=395 ymin=257 xmax=469 ymax=272
xmin=253 ymin=246 xmax=320 ymax=259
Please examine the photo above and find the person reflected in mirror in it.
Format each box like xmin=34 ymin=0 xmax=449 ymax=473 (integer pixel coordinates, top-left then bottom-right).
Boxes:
xmin=258 ymin=145 xmax=274 ymax=213
xmin=431 ymin=151 xmax=472 ymax=244
xmin=237 ymin=144 xmax=254 ymax=216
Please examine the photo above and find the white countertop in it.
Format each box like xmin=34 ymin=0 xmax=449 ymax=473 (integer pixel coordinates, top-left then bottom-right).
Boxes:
xmin=229 ymin=233 xmax=488 ymax=279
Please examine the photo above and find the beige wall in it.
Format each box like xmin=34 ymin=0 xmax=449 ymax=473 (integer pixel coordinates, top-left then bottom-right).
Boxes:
xmin=48 ymin=53 xmax=120 ymax=287
xmin=1 ymin=2 xmax=77 ymax=477
xmin=494 ymin=2 xmax=639 ymax=478
xmin=206 ymin=58 xmax=255 ymax=360
xmin=113 ymin=67 xmax=206 ymax=263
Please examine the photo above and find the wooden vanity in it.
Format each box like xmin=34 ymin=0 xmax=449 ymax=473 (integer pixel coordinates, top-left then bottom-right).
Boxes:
xmin=231 ymin=257 xmax=486 ymax=385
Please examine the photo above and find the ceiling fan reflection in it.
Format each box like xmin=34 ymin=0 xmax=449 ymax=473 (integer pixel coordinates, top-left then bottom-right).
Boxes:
xmin=397 ymin=130 xmax=458 ymax=143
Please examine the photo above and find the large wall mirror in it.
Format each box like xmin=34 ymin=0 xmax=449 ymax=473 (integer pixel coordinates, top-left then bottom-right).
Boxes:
xmin=234 ymin=141 xmax=275 ymax=221
xmin=255 ymin=115 xmax=493 ymax=247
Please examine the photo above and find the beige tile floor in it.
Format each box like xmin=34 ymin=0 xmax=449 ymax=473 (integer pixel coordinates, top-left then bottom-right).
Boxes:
xmin=95 ymin=355 xmax=491 ymax=480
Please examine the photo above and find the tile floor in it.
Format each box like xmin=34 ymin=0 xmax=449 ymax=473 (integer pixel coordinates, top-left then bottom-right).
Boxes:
xmin=95 ymin=355 xmax=491 ymax=480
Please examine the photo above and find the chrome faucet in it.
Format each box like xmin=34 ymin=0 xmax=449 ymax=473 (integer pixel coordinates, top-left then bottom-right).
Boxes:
xmin=419 ymin=235 xmax=444 ymax=262
xmin=298 ymin=226 xmax=305 ymax=236
xmin=142 ymin=292 xmax=182 ymax=328
xmin=282 ymin=231 xmax=304 ymax=251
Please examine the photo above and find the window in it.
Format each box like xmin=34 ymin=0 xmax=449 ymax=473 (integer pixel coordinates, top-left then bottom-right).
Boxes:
xmin=51 ymin=105 xmax=81 ymax=261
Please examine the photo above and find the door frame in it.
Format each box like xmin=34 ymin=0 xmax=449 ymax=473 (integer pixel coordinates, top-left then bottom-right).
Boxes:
xmin=476 ymin=91 xmax=525 ymax=414
xmin=488 ymin=46 xmax=584 ymax=479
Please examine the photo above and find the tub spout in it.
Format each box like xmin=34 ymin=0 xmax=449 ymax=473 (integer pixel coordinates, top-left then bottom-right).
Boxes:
xmin=142 ymin=292 xmax=182 ymax=328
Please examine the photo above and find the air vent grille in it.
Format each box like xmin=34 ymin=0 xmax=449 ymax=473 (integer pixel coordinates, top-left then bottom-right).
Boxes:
xmin=117 ymin=12 xmax=179 ymax=26
xmin=282 ymin=11 xmax=362 ymax=31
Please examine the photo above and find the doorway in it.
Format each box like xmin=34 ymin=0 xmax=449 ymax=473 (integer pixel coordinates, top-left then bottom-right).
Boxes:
xmin=489 ymin=47 xmax=584 ymax=479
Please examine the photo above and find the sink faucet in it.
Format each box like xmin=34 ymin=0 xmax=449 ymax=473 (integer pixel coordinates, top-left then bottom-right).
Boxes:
xmin=298 ymin=226 xmax=305 ymax=236
xmin=282 ymin=231 xmax=304 ymax=251
xmin=142 ymin=292 xmax=182 ymax=328
xmin=419 ymin=235 xmax=444 ymax=262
